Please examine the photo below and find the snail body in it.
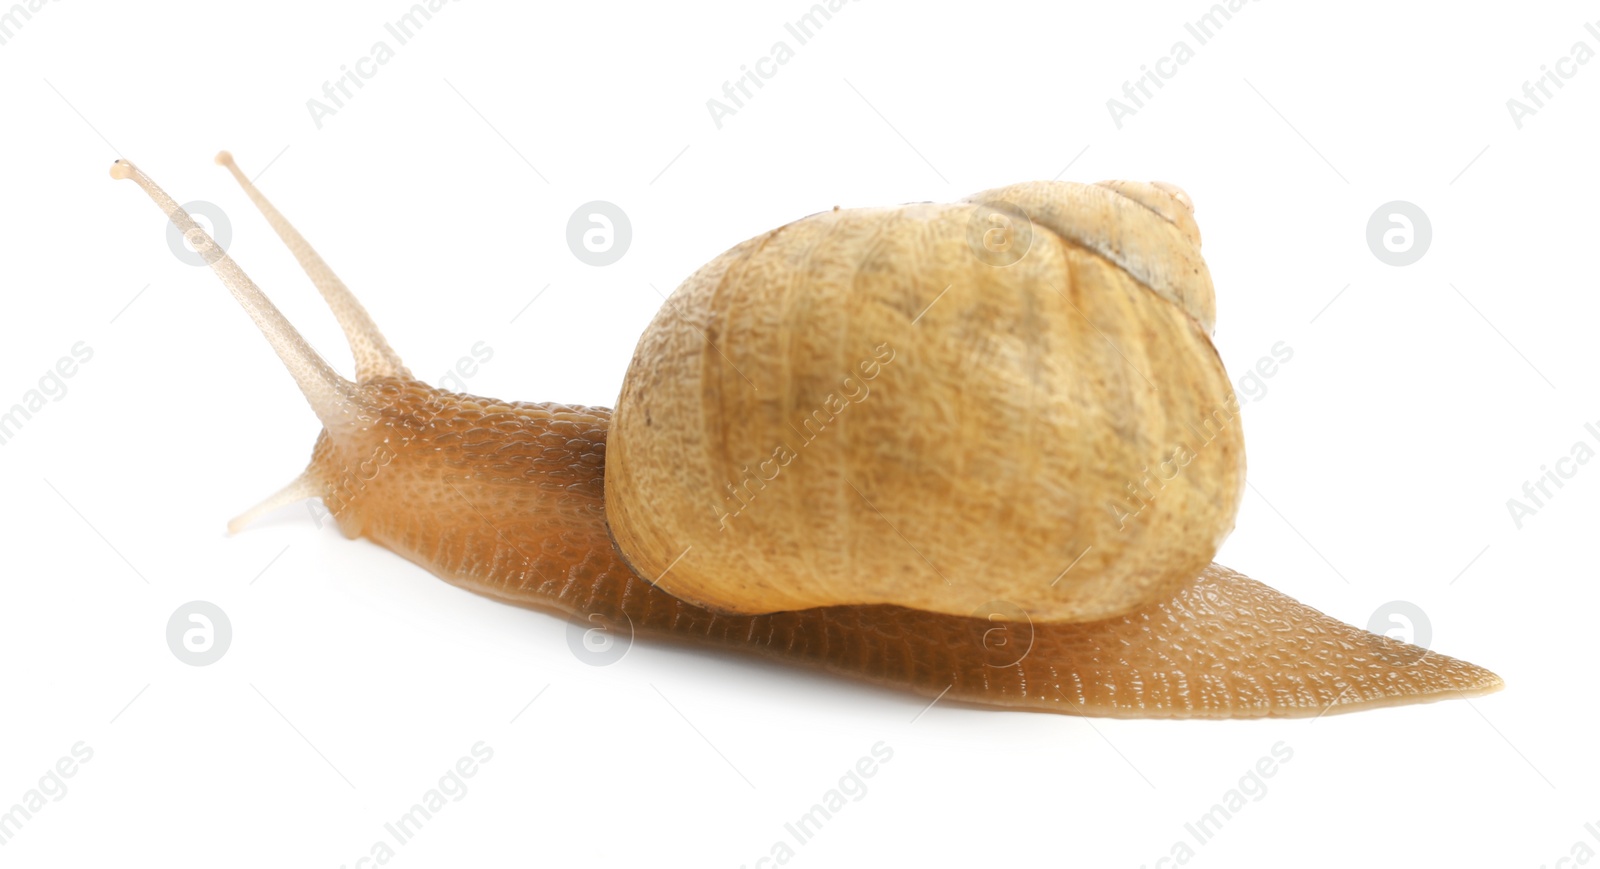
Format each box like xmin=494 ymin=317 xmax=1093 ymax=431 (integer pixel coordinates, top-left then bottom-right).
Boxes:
xmin=110 ymin=154 xmax=1503 ymax=718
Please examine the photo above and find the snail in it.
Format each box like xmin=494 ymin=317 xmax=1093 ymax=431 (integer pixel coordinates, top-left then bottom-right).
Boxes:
xmin=109 ymin=153 xmax=1502 ymax=719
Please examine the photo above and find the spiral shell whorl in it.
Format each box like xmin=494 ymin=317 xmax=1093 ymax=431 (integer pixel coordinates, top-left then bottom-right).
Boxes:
xmin=605 ymin=181 xmax=1244 ymax=624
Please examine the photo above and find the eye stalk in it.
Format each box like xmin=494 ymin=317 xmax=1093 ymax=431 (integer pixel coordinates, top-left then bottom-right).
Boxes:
xmin=110 ymin=154 xmax=416 ymax=533
xmin=109 ymin=158 xmax=357 ymax=425
xmin=212 ymin=151 xmax=410 ymax=382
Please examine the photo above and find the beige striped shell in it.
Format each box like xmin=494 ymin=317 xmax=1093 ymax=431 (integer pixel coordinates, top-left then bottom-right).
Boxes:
xmin=604 ymin=180 xmax=1244 ymax=623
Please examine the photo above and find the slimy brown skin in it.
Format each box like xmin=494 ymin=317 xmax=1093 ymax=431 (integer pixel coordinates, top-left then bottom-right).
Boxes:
xmin=110 ymin=155 xmax=1503 ymax=720
xmin=304 ymin=378 xmax=1502 ymax=719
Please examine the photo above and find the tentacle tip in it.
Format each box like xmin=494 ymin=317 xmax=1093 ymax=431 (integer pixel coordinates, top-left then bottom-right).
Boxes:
xmin=226 ymin=472 xmax=319 ymax=536
xmin=214 ymin=150 xmax=235 ymax=167
xmin=109 ymin=159 xmax=135 ymax=181
xmin=225 ymin=504 xmax=271 ymax=536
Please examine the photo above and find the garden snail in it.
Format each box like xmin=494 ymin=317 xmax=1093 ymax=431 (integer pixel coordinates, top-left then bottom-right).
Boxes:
xmin=110 ymin=153 xmax=1502 ymax=719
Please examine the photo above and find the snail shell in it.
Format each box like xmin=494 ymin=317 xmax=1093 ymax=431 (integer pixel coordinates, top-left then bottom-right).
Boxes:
xmin=606 ymin=180 xmax=1244 ymax=622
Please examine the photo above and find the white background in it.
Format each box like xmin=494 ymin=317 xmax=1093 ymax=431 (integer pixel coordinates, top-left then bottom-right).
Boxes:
xmin=1 ymin=0 xmax=1595 ymax=866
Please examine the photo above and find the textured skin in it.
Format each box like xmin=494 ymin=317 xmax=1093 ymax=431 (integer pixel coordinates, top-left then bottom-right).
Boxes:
xmin=307 ymin=379 xmax=1502 ymax=719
